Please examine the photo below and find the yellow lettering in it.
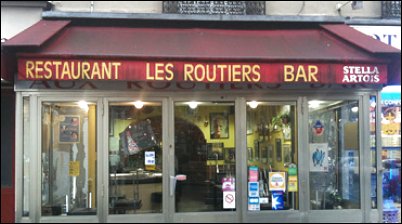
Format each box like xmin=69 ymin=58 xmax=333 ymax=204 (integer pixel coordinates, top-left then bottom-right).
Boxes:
xmin=91 ymin=63 xmax=101 ymax=79
xmin=232 ymin=65 xmax=241 ymax=82
xmin=155 ymin=63 xmax=164 ymax=81
xmin=184 ymin=64 xmax=194 ymax=81
xmin=295 ymin=66 xmax=307 ymax=82
xmin=102 ymin=62 xmax=111 ymax=79
xmin=146 ymin=63 xmax=154 ymax=80
xmin=81 ymin=62 xmax=91 ymax=79
xmin=284 ymin=65 xmax=294 ymax=82
xmin=308 ymin=65 xmax=318 ymax=82
xmin=26 ymin=61 xmax=35 ymax=79
xmin=43 ymin=61 xmax=52 ymax=79
xmin=242 ymin=65 xmax=252 ymax=82
xmin=252 ymin=65 xmax=261 ymax=82
xmin=35 ymin=61 xmax=43 ymax=79
xmin=53 ymin=61 xmax=62 ymax=79
xmin=165 ymin=63 xmax=174 ymax=81
xmin=61 ymin=62 xmax=71 ymax=79
xmin=194 ymin=64 xmax=205 ymax=81
xmin=112 ymin=62 xmax=121 ymax=79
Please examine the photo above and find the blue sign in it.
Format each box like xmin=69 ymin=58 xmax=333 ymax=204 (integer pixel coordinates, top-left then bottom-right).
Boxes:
xmin=271 ymin=191 xmax=284 ymax=210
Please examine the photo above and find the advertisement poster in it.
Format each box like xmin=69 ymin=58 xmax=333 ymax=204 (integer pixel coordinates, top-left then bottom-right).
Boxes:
xmin=59 ymin=115 xmax=80 ymax=143
xmin=248 ymin=197 xmax=260 ymax=211
xmin=271 ymin=191 xmax=284 ymax=210
xmin=309 ymin=143 xmax=329 ymax=172
xmin=248 ymin=182 xmax=259 ymax=197
xmin=144 ymin=151 xmax=155 ymax=170
xmin=268 ymin=172 xmax=286 ymax=192
xmin=288 ymin=176 xmax=298 ymax=192
xmin=248 ymin=166 xmax=259 ymax=182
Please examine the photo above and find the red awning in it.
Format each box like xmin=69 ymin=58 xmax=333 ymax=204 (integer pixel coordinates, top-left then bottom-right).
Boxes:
xmin=3 ymin=20 xmax=401 ymax=85
xmin=3 ymin=20 xmax=70 ymax=47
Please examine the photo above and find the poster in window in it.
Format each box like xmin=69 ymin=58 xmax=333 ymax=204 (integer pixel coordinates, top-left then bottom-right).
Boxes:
xmin=59 ymin=115 xmax=80 ymax=143
xmin=283 ymin=144 xmax=292 ymax=163
xmin=210 ymin=113 xmax=229 ymax=139
xmin=309 ymin=143 xmax=329 ymax=172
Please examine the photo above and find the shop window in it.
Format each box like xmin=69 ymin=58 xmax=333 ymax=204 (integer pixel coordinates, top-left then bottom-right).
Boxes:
xmin=23 ymin=97 xmax=30 ymax=217
xmin=382 ymin=1 xmax=401 ymax=18
xmin=370 ymin=95 xmax=377 ymax=209
xmin=174 ymin=101 xmax=236 ymax=212
xmin=246 ymin=102 xmax=298 ymax=211
xmin=41 ymin=101 xmax=97 ymax=216
xmin=308 ymin=100 xmax=361 ymax=210
xmin=108 ymin=102 xmax=163 ymax=214
xmin=163 ymin=1 xmax=265 ymax=15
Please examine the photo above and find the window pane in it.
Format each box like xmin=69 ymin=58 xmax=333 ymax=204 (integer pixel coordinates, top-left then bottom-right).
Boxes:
xmin=41 ymin=101 xmax=97 ymax=216
xmin=370 ymin=96 xmax=377 ymax=209
xmin=246 ymin=102 xmax=298 ymax=211
xmin=308 ymin=100 xmax=360 ymax=210
xmin=23 ymin=97 xmax=30 ymax=217
xmin=109 ymin=102 xmax=162 ymax=214
xmin=175 ymin=101 xmax=236 ymax=212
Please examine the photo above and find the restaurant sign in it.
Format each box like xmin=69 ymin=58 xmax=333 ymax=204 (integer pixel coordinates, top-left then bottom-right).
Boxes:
xmin=18 ymin=59 xmax=388 ymax=84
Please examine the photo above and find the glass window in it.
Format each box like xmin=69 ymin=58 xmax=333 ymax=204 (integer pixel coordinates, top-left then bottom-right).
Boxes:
xmin=308 ymin=100 xmax=360 ymax=210
xmin=174 ymin=101 xmax=236 ymax=212
xmin=23 ymin=97 xmax=30 ymax=217
xmin=41 ymin=101 xmax=97 ymax=216
xmin=370 ymin=96 xmax=377 ymax=209
xmin=108 ymin=102 xmax=163 ymax=214
xmin=246 ymin=102 xmax=298 ymax=211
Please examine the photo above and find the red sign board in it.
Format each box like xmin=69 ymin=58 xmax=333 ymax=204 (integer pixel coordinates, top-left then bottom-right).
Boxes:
xmin=18 ymin=59 xmax=388 ymax=84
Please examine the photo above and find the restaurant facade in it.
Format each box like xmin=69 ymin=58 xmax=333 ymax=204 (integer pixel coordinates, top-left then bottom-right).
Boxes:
xmin=3 ymin=16 xmax=401 ymax=223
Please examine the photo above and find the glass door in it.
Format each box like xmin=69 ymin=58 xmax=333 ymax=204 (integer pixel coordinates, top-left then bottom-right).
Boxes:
xmin=172 ymin=101 xmax=237 ymax=222
xmin=106 ymin=100 xmax=165 ymax=222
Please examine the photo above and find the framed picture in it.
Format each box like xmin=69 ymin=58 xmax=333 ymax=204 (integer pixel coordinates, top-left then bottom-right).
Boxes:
xmin=210 ymin=113 xmax=229 ymax=139
xmin=224 ymin=148 xmax=235 ymax=163
xmin=207 ymin=143 xmax=224 ymax=160
xmin=59 ymin=115 xmax=80 ymax=143
xmin=283 ymin=144 xmax=292 ymax=163
xmin=275 ymin=138 xmax=282 ymax=162
xmin=267 ymin=144 xmax=274 ymax=164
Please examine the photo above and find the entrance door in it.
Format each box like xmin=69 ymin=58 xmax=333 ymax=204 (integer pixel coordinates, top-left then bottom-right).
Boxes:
xmin=171 ymin=100 xmax=237 ymax=222
xmin=106 ymin=99 xmax=166 ymax=222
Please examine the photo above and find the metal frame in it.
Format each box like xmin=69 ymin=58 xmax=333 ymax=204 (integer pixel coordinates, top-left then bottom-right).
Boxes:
xmin=14 ymin=89 xmax=380 ymax=223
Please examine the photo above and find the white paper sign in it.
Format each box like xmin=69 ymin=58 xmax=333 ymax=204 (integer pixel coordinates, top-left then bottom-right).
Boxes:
xmin=223 ymin=191 xmax=236 ymax=209
xmin=144 ymin=151 xmax=155 ymax=165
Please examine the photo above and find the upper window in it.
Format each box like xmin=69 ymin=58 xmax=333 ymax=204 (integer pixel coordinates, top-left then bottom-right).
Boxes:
xmin=163 ymin=1 xmax=265 ymax=15
xmin=382 ymin=1 xmax=401 ymax=18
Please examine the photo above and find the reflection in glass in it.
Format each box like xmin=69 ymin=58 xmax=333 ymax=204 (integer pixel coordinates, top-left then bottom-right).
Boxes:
xmin=108 ymin=102 xmax=162 ymax=214
xmin=41 ymin=102 xmax=97 ymax=216
xmin=246 ymin=102 xmax=298 ymax=211
xmin=175 ymin=102 xmax=235 ymax=212
xmin=308 ymin=100 xmax=361 ymax=210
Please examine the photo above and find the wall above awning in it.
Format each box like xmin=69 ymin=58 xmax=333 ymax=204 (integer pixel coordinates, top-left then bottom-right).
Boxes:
xmin=3 ymin=19 xmax=401 ymax=85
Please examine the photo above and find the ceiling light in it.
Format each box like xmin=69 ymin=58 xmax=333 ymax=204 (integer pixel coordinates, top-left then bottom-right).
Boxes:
xmin=78 ymin=100 xmax=89 ymax=112
xmin=248 ymin=101 xmax=259 ymax=109
xmin=188 ymin=101 xmax=199 ymax=109
xmin=133 ymin=100 xmax=144 ymax=109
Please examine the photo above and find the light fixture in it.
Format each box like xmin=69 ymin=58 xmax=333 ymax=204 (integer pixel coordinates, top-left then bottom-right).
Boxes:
xmin=133 ymin=100 xmax=144 ymax=109
xmin=188 ymin=101 xmax=199 ymax=109
xmin=308 ymin=100 xmax=322 ymax=109
xmin=248 ymin=101 xmax=259 ymax=109
xmin=78 ymin=100 xmax=89 ymax=112
xmin=351 ymin=106 xmax=359 ymax=113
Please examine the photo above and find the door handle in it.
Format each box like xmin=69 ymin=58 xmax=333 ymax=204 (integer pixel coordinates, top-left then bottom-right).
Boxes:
xmin=170 ymin=176 xmax=177 ymax=197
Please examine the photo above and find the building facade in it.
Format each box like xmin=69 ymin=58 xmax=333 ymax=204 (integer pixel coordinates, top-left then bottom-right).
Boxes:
xmin=1 ymin=1 xmax=401 ymax=223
